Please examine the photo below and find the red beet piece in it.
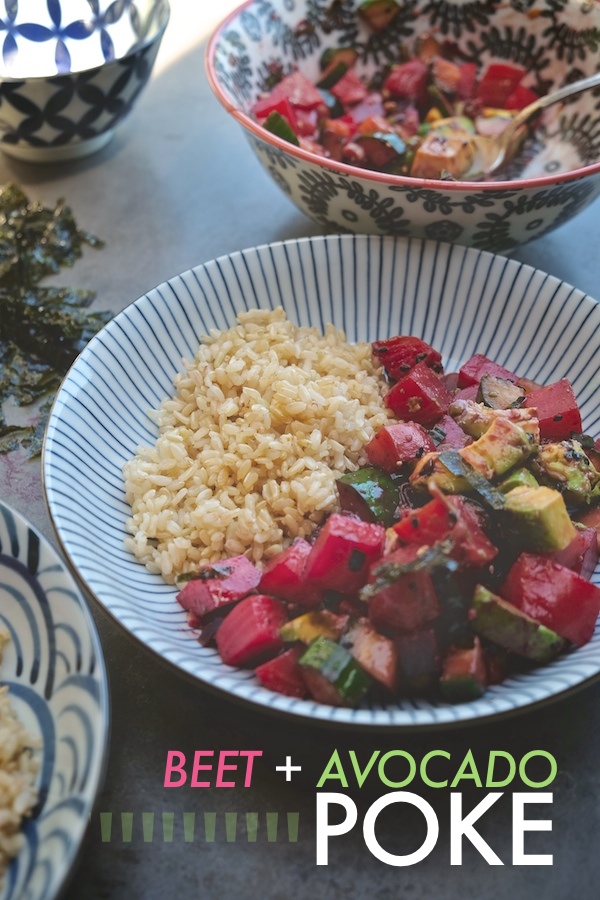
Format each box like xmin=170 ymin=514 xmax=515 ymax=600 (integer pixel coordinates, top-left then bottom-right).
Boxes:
xmin=384 ymin=59 xmax=429 ymax=104
xmin=331 ymin=69 xmax=368 ymax=105
xmin=500 ymin=553 xmax=600 ymax=646
xmin=255 ymin=647 xmax=307 ymax=698
xmin=457 ymin=353 xmax=522 ymax=388
xmin=176 ymin=555 xmax=261 ymax=618
xmin=456 ymin=62 xmax=478 ymax=100
xmin=476 ymin=63 xmax=526 ymax=107
xmin=372 ymin=335 xmax=443 ymax=381
xmin=433 ymin=414 xmax=471 ymax=450
xmin=524 ymin=379 xmax=582 ymax=441
xmin=303 ymin=513 xmax=385 ymax=594
xmin=367 ymin=546 xmax=440 ymax=633
xmin=505 ymin=84 xmax=538 ymax=110
xmin=259 ymin=539 xmax=322 ymax=608
xmin=268 ymin=71 xmax=323 ymax=109
xmin=215 ymin=594 xmax=287 ymax=667
xmin=385 ymin=362 xmax=452 ymax=427
xmin=365 ymin=421 xmax=436 ymax=472
xmin=545 ymin=528 xmax=598 ymax=582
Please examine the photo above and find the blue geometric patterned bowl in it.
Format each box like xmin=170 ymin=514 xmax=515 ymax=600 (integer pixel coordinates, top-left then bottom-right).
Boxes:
xmin=0 ymin=500 xmax=108 ymax=899
xmin=0 ymin=0 xmax=169 ymax=162
xmin=43 ymin=234 xmax=600 ymax=730
xmin=207 ymin=0 xmax=600 ymax=252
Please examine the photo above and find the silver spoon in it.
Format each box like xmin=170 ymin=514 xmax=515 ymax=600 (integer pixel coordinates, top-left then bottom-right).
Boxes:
xmin=482 ymin=70 xmax=600 ymax=177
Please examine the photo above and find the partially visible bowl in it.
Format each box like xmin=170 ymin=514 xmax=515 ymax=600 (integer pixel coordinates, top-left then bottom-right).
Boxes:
xmin=0 ymin=500 xmax=108 ymax=899
xmin=0 ymin=0 xmax=169 ymax=162
xmin=207 ymin=0 xmax=600 ymax=252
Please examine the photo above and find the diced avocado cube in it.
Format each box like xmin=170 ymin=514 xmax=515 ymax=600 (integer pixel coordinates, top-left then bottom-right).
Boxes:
xmin=460 ymin=416 xmax=535 ymax=480
xmin=409 ymin=450 xmax=470 ymax=494
xmin=358 ymin=0 xmax=400 ymax=32
xmin=411 ymin=130 xmax=475 ymax=180
xmin=430 ymin=115 xmax=476 ymax=137
xmin=504 ymin=485 xmax=578 ymax=551
xmin=532 ymin=440 xmax=600 ymax=506
xmin=472 ymin=585 xmax=566 ymax=664
xmin=280 ymin=611 xmax=347 ymax=644
xmin=498 ymin=467 xmax=539 ymax=494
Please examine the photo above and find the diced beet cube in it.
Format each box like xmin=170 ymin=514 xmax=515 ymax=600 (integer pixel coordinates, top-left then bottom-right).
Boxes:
xmin=176 ymin=555 xmax=261 ymax=618
xmin=524 ymin=379 xmax=582 ymax=441
xmin=456 ymin=62 xmax=478 ymax=101
xmin=575 ymin=507 xmax=600 ymax=558
xmin=367 ymin=546 xmax=440 ymax=633
xmin=457 ymin=353 xmax=522 ymax=388
xmin=385 ymin=362 xmax=452 ymax=427
xmin=349 ymin=91 xmax=386 ymax=124
xmin=372 ymin=335 xmax=443 ymax=381
xmin=500 ymin=553 xmax=600 ymax=646
xmin=442 ymin=372 xmax=460 ymax=392
xmin=252 ymin=95 xmax=298 ymax=131
xmin=330 ymin=69 xmax=368 ymax=105
xmin=384 ymin=59 xmax=429 ymax=104
xmin=395 ymin=627 xmax=441 ymax=693
xmin=393 ymin=496 xmax=453 ymax=545
xmin=269 ymin=71 xmax=323 ymax=109
xmin=255 ymin=647 xmax=307 ymax=698
xmin=432 ymin=414 xmax=471 ymax=450
xmin=303 ymin=513 xmax=385 ymax=594
xmin=215 ymin=594 xmax=287 ymax=667
xmin=544 ymin=528 xmax=598 ymax=582
xmin=365 ymin=422 xmax=436 ymax=472
xmin=452 ymin=385 xmax=480 ymax=403
xmin=476 ymin=63 xmax=526 ymax=107
xmin=505 ymin=84 xmax=538 ymax=110
xmin=259 ymin=539 xmax=321 ymax=607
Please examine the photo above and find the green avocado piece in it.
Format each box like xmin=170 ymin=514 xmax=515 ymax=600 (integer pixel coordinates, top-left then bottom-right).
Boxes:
xmin=498 ymin=467 xmax=539 ymax=494
xmin=532 ymin=440 xmax=600 ymax=506
xmin=431 ymin=115 xmax=476 ymax=137
xmin=460 ymin=416 xmax=536 ymax=480
xmin=439 ymin=639 xmax=486 ymax=703
xmin=337 ymin=466 xmax=399 ymax=526
xmin=504 ymin=484 xmax=577 ymax=551
xmin=299 ymin=637 xmax=372 ymax=706
xmin=449 ymin=399 xmax=539 ymax=440
xmin=478 ymin=374 xmax=526 ymax=410
xmin=280 ymin=611 xmax=347 ymax=645
xmin=358 ymin=0 xmax=400 ymax=32
xmin=263 ymin=110 xmax=299 ymax=146
xmin=472 ymin=585 xmax=566 ymax=664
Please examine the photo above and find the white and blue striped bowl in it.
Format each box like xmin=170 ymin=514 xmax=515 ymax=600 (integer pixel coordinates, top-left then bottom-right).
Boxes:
xmin=0 ymin=501 xmax=108 ymax=900
xmin=43 ymin=235 xmax=600 ymax=729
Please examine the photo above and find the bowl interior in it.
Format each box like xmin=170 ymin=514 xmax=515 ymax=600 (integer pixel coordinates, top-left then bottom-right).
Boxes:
xmin=0 ymin=501 xmax=108 ymax=900
xmin=210 ymin=0 xmax=600 ymax=180
xmin=43 ymin=234 xmax=600 ymax=729
xmin=0 ymin=0 xmax=169 ymax=78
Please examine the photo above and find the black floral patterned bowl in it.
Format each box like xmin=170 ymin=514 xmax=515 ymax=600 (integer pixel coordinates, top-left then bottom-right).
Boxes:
xmin=0 ymin=0 xmax=169 ymax=163
xmin=207 ymin=0 xmax=600 ymax=253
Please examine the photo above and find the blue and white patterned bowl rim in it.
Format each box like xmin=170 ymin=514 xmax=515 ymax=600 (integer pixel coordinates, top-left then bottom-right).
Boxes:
xmin=0 ymin=0 xmax=169 ymax=79
xmin=0 ymin=499 xmax=109 ymax=900
xmin=43 ymin=234 xmax=600 ymax=730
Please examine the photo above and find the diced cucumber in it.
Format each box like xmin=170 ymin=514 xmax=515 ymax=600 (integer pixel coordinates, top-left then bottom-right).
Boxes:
xmin=263 ymin=110 xmax=299 ymax=146
xmin=358 ymin=0 xmax=400 ymax=32
xmin=337 ymin=466 xmax=399 ymax=526
xmin=439 ymin=639 xmax=486 ymax=703
xmin=316 ymin=61 xmax=349 ymax=90
xmin=299 ymin=637 xmax=372 ymax=706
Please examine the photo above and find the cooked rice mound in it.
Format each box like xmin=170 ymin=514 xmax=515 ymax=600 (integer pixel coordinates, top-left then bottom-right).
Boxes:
xmin=123 ymin=307 xmax=392 ymax=582
xmin=0 ymin=631 xmax=39 ymax=880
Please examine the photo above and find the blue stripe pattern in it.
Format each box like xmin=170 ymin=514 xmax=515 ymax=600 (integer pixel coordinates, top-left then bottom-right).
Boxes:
xmin=43 ymin=234 xmax=600 ymax=728
xmin=0 ymin=502 xmax=108 ymax=900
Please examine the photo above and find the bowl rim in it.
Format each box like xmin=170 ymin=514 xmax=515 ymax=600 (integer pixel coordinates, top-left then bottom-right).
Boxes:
xmin=205 ymin=0 xmax=600 ymax=193
xmin=0 ymin=0 xmax=170 ymax=83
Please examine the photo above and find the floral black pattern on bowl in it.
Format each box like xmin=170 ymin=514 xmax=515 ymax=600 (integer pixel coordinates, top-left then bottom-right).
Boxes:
xmin=207 ymin=0 xmax=600 ymax=252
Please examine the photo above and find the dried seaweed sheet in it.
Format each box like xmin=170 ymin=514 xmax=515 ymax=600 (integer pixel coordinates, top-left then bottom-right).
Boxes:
xmin=0 ymin=183 xmax=109 ymax=456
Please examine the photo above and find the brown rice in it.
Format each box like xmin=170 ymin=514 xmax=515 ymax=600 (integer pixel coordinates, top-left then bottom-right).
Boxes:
xmin=0 ymin=630 xmax=39 ymax=881
xmin=123 ymin=307 xmax=393 ymax=582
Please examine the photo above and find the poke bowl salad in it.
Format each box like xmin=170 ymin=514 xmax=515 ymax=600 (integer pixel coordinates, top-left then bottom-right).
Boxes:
xmin=123 ymin=309 xmax=600 ymax=710
xmin=43 ymin=235 xmax=600 ymax=727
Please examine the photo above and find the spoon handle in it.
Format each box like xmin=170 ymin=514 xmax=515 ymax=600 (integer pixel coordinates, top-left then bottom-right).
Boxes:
xmin=486 ymin=71 xmax=600 ymax=176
